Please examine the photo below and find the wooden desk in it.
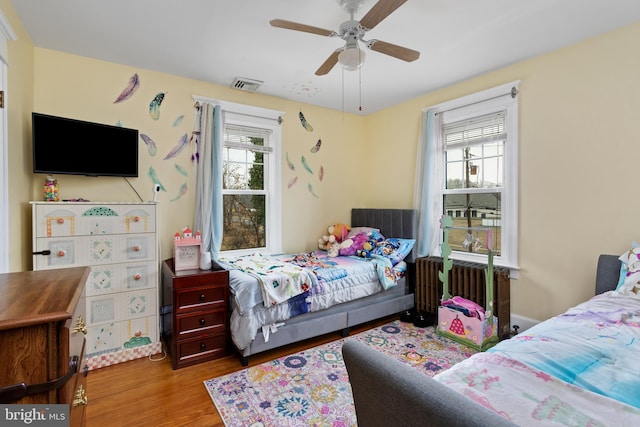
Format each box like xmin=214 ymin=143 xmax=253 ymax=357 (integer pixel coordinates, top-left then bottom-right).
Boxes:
xmin=0 ymin=267 xmax=89 ymax=426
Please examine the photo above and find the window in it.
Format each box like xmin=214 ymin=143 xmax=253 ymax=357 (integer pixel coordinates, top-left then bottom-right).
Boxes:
xmin=428 ymin=82 xmax=519 ymax=269
xmin=220 ymin=108 xmax=282 ymax=254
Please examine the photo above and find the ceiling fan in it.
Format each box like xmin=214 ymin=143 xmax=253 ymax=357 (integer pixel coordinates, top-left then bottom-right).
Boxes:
xmin=270 ymin=0 xmax=420 ymax=76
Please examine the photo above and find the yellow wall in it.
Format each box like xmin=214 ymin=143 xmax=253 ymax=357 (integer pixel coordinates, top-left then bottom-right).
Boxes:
xmin=5 ymin=2 xmax=640 ymax=323
xmin=365 ymin=22 xmax=640 ymax=322
xmin=29 ymin=48 xmax=366 ymax=264
xmin=1 ymin=0 xmax=34 ymax=272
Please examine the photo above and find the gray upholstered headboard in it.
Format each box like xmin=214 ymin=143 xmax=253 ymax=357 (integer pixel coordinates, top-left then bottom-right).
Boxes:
xmin=351 ymin=208 xmax=416 ymax=263
xmin=596 ymin=254 xmax=621 ymax=295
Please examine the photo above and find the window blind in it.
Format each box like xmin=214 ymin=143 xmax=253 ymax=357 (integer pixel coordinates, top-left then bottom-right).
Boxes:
xmin=444 ymin=111 xmax=506 ymax=148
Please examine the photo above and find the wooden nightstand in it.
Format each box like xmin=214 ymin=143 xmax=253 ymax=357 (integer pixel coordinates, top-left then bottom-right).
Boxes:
xmin=161 ymin=259 xmax=229 ymax=369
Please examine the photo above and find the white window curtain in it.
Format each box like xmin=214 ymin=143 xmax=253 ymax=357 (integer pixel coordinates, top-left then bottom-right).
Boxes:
xmin=194 ymin=103 xmax=223 ymax=265
xmin=413 ymin=110 xmax=443 ymax=258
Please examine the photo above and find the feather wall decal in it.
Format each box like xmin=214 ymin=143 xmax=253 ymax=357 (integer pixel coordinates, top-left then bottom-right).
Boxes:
xmin=163 ymin=133 xmax=188 ymax=160
xmin=286 ymin=152 xmax=295 ymax=171
xmin=319 ymin=165 xmax=324 ymax=182
xmin=308 ymin=182 xmax=319 ymax=198
xmin=287 ymin=176 xmax=298 ymax=189
xmin=299 ymin=111 xmax=313 ymax=132
xmin=114 ymin=73 xmax=140 ymax=103
xmin=310 ymin=139 xmax=322 ymax=153
xmin=173 ymin=115 xmax=184 ymax=127
xmin=301 ymin=155 xmax=313 ymax=174
xmin=170 ymin=182 xmax=188 ymax=202
xmin=140 ymin=134 xmax=157 ymax=156
xmin=175 ymin=163 xmax=188 ymax=177
xmin=149 ymin=92 xmax=166 ymax=120
xmin=147 ymin=166 xmax=166 ymax=192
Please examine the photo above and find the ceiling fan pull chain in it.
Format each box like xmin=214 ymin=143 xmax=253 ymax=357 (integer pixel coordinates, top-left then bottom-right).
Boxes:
xmin=359 ymin=66 xmax=363 ymax=111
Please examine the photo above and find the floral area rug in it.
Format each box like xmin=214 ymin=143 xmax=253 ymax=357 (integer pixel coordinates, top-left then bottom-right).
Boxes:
xmin=204 ymin=321 xmax=476 ymax=427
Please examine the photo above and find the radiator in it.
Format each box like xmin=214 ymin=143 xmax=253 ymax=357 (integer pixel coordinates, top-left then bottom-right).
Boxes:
xmin=415 ymin=256 xmax=511 ymax=339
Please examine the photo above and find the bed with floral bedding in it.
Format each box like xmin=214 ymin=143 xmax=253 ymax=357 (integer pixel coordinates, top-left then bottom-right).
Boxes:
xmin=431 ymin=248 xmax=640 ymax=426
xmin=219 ymin=208 xmax=417 ymax=365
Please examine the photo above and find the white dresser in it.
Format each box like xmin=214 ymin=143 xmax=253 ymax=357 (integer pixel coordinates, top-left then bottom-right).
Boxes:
xmin=31 ymin=202 xmax=161 ymax=370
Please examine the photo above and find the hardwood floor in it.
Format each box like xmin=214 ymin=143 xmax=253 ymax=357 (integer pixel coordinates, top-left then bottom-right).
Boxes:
xmin=86 ymin=315 xmax=398 ymax=427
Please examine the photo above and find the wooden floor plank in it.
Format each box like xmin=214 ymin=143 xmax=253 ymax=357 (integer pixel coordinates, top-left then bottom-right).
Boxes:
xmin=86 ymin=315 xmax=398 ymax=426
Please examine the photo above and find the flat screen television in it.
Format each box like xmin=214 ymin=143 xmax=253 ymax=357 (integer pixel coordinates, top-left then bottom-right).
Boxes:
xmin=32 ymin=112 xmax=139 ymax=177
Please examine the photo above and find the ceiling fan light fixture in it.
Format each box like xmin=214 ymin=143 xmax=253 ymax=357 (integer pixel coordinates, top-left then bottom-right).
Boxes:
xmin=338 ymin=46 xmax=365 ymax=71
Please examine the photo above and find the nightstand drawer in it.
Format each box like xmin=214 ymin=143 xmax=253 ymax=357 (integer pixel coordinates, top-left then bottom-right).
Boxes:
xmin=175 ymin=286 xmax=226 ymax=312
xmin=172 ymin=270 xmax=228 ymax=289
xmin=176 ymin=310 xmax=226 ymax=338
xmin=177 ymin=334 xmax=227 ymax=362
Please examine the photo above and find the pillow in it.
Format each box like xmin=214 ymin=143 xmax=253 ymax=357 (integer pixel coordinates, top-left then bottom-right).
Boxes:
xmin=617 ymin=279 xmax=640 ymax=299
xmin=616 ymin=241 xmax=640 ymax=290
xmin=371 ymin=238 xmax=415 ymax=266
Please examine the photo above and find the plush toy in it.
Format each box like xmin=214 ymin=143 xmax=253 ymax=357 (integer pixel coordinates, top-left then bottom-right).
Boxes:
xmin=329 ymin=223 xmax=350 ymax=242
xmin=318 ymin=224 xmax=350 ymax=251
xmin=356 ymin=238 xmax=377 ymax=258
xmin=318 ymin=233 xmax=337 ymax=251
xmin=339 ymin=232 xmax=368 ymax=257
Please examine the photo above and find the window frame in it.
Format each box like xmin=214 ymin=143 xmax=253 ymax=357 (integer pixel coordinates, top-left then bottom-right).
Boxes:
xmin=222 ymin=111 xmax=282 ymax=256
xmin=427 ymin=81 xmax=519 ymax=271
xmin=193 ymin=97 xmax=283 ymax=257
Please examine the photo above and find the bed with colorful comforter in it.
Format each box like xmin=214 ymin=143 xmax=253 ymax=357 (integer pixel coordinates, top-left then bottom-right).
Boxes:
xmin=221 ymin=208 xmax=417 ymax=365
xmin=344 ymin=252 xmax=640 ymax=427
xmin=431 ymin=251 xmax=640 ymax=426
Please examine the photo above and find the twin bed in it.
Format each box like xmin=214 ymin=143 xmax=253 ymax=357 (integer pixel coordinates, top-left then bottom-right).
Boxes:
xmin=219 ymin=208 xmax=416 ymax=365
xmin=344 ymin=252 xmax=640 ymax=426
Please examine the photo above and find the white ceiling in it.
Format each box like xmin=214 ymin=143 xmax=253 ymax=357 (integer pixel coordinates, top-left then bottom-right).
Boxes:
xmin=11 ymin=0 xmax=640 ymax=115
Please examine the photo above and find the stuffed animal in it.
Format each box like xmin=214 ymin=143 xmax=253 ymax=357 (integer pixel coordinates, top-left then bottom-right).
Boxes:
xmin=318 ymin=233 xmax=337 ymax=251
xmin=329 ymin=223 xmax=350 ymax=242
xmin=318 ymin=223 xmax=350 ymax=251
xmin=356 ymin=238 xmax=377 ymax=258
xmin=339 ymin=232 xmax=368 ymax=257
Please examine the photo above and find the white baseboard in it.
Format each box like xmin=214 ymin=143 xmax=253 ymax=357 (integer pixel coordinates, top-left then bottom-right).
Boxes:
xmin=510 ymin=313 xmax=539 ymax=333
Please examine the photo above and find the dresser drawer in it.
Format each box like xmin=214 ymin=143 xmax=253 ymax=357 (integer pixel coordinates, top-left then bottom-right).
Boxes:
xmin=33 ymin=203 xmax=156 ymax=238
xmin=176 ymin=309 xmax=226 ymax=338
xmin=175 ymin=286 xmax=226 ymax=312
xmin=177 ymin=334 xmax=227 ymax=364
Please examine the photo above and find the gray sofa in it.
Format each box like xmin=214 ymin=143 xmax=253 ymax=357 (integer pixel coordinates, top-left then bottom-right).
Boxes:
xmin=342 ymin=254 xmax=621 ymax=427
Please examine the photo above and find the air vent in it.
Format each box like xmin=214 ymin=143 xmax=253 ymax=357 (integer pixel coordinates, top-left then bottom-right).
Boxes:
xmin=230 ymin=77 xmax=263 ymax=92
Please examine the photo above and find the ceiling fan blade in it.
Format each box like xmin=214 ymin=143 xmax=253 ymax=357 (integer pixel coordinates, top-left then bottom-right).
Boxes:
xmin=270 ymin=19 xmax=335 ymax=37
xmin=359 ymin=0 xmax=408 ymax=30
xmin=315 ymin=50 xmax=341 ymax=76
xmin=368 ymin=39 xmax=420 ymax=62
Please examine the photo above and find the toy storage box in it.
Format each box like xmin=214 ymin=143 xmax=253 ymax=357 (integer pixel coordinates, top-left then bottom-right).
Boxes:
xmin=437 ymin=306 xmax=498 ymax=351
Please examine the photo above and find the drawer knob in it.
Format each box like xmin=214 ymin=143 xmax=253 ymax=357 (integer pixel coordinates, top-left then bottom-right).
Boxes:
xmin=199 ymin=318 xmax=206 ymax=326
xmin=72 ymin=385 xmax=88 ymax=407
xmin=134 ymin=216 xmax=140 ymax=222
xmin=57 ymin=218 xmax=65 ymax=224
xmin=134 ymin=273 xmax=142 ymax=281
xmin=57 ymin=250 xmax=66 ymax=257
xmin=199 ymin=294 xmax=206 ymax=301
xmin=133 ymin=245 xmax=141 ymax=252
xmin=200 ymin=342 xmax=207 ymax=351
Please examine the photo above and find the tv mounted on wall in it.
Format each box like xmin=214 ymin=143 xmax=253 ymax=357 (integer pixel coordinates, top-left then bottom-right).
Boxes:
xmin=32 ymin=112 xmax=139 ymax=177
